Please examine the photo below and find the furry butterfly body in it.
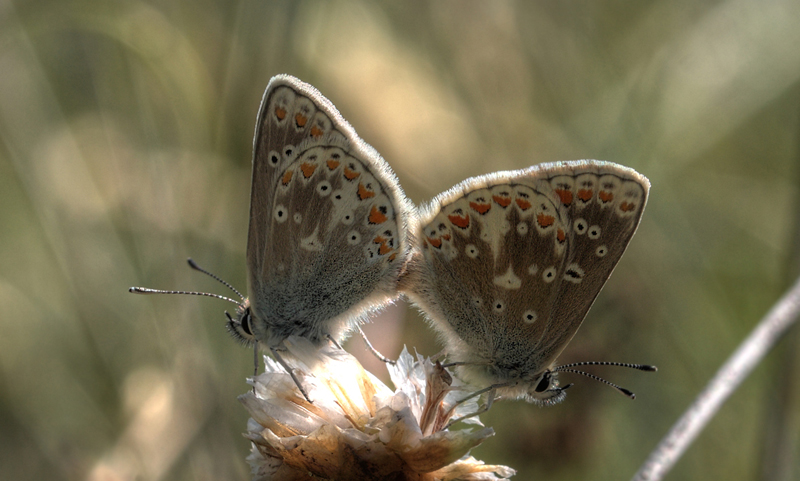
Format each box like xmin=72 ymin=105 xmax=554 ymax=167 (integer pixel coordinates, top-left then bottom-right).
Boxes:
xmin=403 ymin=161 xmax=649 ymax=404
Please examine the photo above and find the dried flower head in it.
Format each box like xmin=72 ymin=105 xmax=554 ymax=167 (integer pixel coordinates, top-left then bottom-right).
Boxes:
xmin=240 ymin=337 xmax=515 ymax=480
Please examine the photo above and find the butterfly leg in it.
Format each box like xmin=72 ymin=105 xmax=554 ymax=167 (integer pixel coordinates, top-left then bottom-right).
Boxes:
xmin=270 ymin=346 xmax=313 ymax=403
xmin=357 ymin=326 xmax=396 ymax=365
xmin=445 ymin=385 xmax=502 ymax=430
xmin=325 ymin=333 xmax=343 ymax=350
xmin=252 ymin=341 xmax=258 ymax=394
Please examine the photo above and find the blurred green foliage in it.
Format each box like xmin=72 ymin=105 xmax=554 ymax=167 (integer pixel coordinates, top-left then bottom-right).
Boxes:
xmin=1 ymin=1 xmax=799 ymax=480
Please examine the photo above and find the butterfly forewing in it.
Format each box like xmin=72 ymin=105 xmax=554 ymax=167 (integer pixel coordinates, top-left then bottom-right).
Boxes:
xmin=247 ymin=75 xmax=411 ymax=345
xmin=406 ymin=160 xmax=648 ymax=385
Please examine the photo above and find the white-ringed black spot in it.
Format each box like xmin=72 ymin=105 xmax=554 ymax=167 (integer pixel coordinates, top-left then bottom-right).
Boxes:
xmin=293 ymin=213 xmax=302 ymax=224
xmin=341 ymin=211 xmax=355 ymax=225
xmin=316 ymin=181 xmax=332 ymax=196
xmin=330 ymin=189 xmax=345 ymax=205
xmin=465 ymin=244 xmax=479 ymax=258
xmin=493 ymin=300 xmax=505 ymax=312
xmin=542 ymin=266 xmax=557 ymax=283
xmin=268 ymin=150 xmax=280 ymax=166
xmin=517 ymin=222 xmax=529 ymax=235
xmin=564 ymin=263 xmax=585 ymax=284
xmin=473 ymin=297 xmax=483 ymax=307
xmin=596 ymin=245 xmax=608 ymax=257
xmin=347 ymin=231 xmax=361 ymax=245
xmin=523 ymin=310 xmax=537 ymax=324
xmin=273 ymin=205 xmax=288 ymax=223
xmin=588 ymin=225 xmax=601 ymax=239
xmin=574 ymin=218 xmax=588 ymax=235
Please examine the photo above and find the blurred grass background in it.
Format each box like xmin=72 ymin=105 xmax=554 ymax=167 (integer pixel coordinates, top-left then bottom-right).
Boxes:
xmin=1 ymin=1 xmax=799 ymax=480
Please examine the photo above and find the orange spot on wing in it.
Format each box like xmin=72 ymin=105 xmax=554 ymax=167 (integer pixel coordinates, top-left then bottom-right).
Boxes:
xmin=300 ymin=162 xmax=317 ymax=178
xmin=492 ymin=195 xmax=511 ymax=207
xmin=557 ymin=228 xmax=566 ymax=243
xmin=515 ymin=198 xmax=532 ymax=210
xmin=343 ymin=167 xmax=361 ymax=180
xmin=448 ymin=214 xmax=470 ymax=229
xmin=281 ymin=170 xmax=293 ymax=185
xmin=578 ymin=189 xmax=593 ymax=202
xmin=469 ymin=202 xmax=491 ymax=214
xmin=295 ymin=113 xmax=307 ymax=127
xmin=537 ymin=213 xmax=555 ymax=228
xmin=368 ymin=205 xmax=388 ymax=224
xmin=357 ymin=183 xmax=376 ymax=200
xmin=389 ymin=253 xmax=397 ymax=261
xmin=373 ymin=235 xmax=387 ymax=244
xmin=379 ymin=243 xmax=392 ymax=255
xmin=310 ymin=125 xmax=323 ymax=138
xmin=442 ymin=234 xmax=451 ymax=241
xmin=599 ymin=191 xmax=614 ymax=203
xmin=427 ymin=237 xmax=442 ymax=248
xmin=555 ymin=189 xmax=573 ymax=205
xmin=620 ymin=201 xmax=636 ymax=212
xmin=275 ymin=107 xmax=287 ymax=120
xmin=326 ymin=159 xmax=340 ymax=170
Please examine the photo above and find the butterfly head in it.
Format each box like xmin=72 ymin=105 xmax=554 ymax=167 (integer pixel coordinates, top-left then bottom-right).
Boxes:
xmin=226 ymin=298 xmax=256 ymax=346
xmin=523 ymin=369 xmax=570 ymax=406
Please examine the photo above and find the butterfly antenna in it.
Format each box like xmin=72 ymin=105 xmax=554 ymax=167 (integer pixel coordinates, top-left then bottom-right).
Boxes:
xmin=128 ymin=286 xmax=242 ymax=306
xmin=556 ymin=361 xmax=657 ymax=372
xmin=554 ymin=368 xmax=639 ymax=399
xmin=186 ymin=258 xmax=245 ymax=301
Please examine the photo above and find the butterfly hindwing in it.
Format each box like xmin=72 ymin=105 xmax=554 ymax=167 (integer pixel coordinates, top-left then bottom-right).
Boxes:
xmin=247 ymin=75 xmax=411 ymax=345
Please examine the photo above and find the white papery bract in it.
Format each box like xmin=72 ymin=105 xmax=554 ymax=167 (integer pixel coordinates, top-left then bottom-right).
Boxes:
xmin=240 ymin=337 xmax=515 ymax=480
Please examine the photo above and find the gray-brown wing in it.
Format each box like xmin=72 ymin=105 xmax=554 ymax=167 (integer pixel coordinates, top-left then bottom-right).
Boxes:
xmin=247 ymin=75 xmax=411 ymax=343
xmin=405 ymin=160 xmax=648 ymax=378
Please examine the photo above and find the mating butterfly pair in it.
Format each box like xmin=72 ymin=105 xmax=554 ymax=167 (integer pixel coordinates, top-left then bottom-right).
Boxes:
xmin=222 ymin=74 xmax=650 ymax=406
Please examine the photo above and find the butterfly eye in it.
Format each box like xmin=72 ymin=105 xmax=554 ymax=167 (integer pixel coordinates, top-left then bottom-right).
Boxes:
xmin=535 ymin=372 xmax=551 ymax=393
xmin=240 ymin=312 xmax=253 ymax=336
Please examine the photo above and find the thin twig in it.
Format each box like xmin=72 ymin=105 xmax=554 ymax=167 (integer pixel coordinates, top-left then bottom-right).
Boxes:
xmin=632 ymin=275 xmax=800 ymax=481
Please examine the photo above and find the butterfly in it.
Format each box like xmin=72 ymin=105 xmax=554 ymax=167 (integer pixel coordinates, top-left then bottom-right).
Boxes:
xmin=230 ymin=75 xmax=413 ymax=353
xmin=132 ymin=75 xmax=413 ymax=399
xmin=401 ymin=161 xmax=650 ymax=408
